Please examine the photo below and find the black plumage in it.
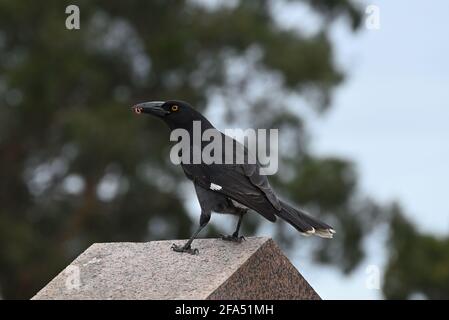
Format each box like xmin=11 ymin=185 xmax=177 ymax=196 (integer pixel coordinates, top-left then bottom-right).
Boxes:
xmin=132 ymin=100 xmax=335 ymax=254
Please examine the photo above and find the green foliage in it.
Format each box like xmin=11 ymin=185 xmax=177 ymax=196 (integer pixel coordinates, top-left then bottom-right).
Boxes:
xmin=383 ymin=207 xmax=449 ymax=299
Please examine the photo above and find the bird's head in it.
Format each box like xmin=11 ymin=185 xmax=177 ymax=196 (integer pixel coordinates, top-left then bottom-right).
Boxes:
xmin=131 ymin=100 xmax=211 ymax=130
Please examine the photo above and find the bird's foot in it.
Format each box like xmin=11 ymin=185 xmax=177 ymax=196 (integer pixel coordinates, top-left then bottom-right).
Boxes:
xmin=171 ymin=243 xmax=199 ymax=255
xmin=221 ymin=234 xmax=245 ymax=243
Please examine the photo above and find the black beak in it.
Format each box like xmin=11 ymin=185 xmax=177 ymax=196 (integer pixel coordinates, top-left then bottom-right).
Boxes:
xmin=132 ymin=101 xmax=168 ymax=117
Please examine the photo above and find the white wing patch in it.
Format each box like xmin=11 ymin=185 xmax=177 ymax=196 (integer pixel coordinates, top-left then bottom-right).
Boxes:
xmin=210 ymin=183 xmax=222 ymax=191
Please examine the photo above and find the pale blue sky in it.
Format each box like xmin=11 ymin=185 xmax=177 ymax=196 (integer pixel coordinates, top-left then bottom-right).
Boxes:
xmin=312 ymin=0 xmax=449 ymax=235
xmin=305 ymin=0 xmax=449 ymax=298
xmin=192 ymin=0 xmax=449 ymax=299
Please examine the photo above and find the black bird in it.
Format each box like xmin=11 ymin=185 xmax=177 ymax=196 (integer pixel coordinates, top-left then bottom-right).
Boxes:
xmin=132 ymin=100 xmax=335 ymax=254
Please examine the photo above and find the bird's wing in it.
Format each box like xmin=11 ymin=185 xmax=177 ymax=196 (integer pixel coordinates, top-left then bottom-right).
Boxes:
xmin=182 ymin=161 xmax=279 ymax=222
xmin=241 ymin=161 xmax=282 ymax=211
xmin=225 ymin=133 xmax=282 ymax=211
xmin=211 ymin=164 xmax=278 ymax=222
xmin=179 ymin=132 xmax=281 ymax=222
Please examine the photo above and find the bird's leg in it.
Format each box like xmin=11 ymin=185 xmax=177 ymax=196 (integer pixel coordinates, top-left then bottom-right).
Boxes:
xmin=221 ymin=214 xmax=245 ymax=243
xmin=171 ymin=211 xmax=210 ymax=255
xmin=171 ymin=226 xmax=203 ymax=255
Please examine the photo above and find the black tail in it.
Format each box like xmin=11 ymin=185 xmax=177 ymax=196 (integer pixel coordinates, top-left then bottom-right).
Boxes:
xmin=275 ymin=200 xmax=335 ymax=238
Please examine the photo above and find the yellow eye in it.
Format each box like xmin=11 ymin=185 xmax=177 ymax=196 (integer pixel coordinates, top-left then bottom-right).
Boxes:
xmin=171 ymin=105 xmax=179 ymax=112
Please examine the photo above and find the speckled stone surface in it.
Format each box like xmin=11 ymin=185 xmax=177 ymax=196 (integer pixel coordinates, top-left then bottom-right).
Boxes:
xmin=207 ymin=239 xmax=320 ymax=300
xmin=32 ymin=237 xmax=320 ymax=300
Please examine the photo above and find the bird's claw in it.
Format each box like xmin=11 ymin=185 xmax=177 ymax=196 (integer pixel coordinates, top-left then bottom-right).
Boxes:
xmin=171 ymin=243 xmax=199 ymax=255
xmin=221 ymin=234 xmax=245 ymax=243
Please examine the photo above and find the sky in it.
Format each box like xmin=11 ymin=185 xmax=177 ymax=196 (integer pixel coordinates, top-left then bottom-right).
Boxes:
xmin=191 ymin=0 xmax=449 ymax=299
xmin=312 ymin=0 xmax=449 ymax=236
xmin=304 ymin=0 xmax=449 ymax=299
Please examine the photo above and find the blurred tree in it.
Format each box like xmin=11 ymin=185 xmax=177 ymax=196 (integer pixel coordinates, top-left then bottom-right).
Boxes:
xmin=0 ymin=0 xmax=430 ymax=300
xmin=383 ymin=206 xmax=449 ymax=299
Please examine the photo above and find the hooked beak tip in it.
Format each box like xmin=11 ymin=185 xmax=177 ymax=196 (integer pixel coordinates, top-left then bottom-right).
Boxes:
xmin=131 ymin=101 xmax=167 ymax=117
xmin=132 ymin=105 xmax=143 ymax=115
